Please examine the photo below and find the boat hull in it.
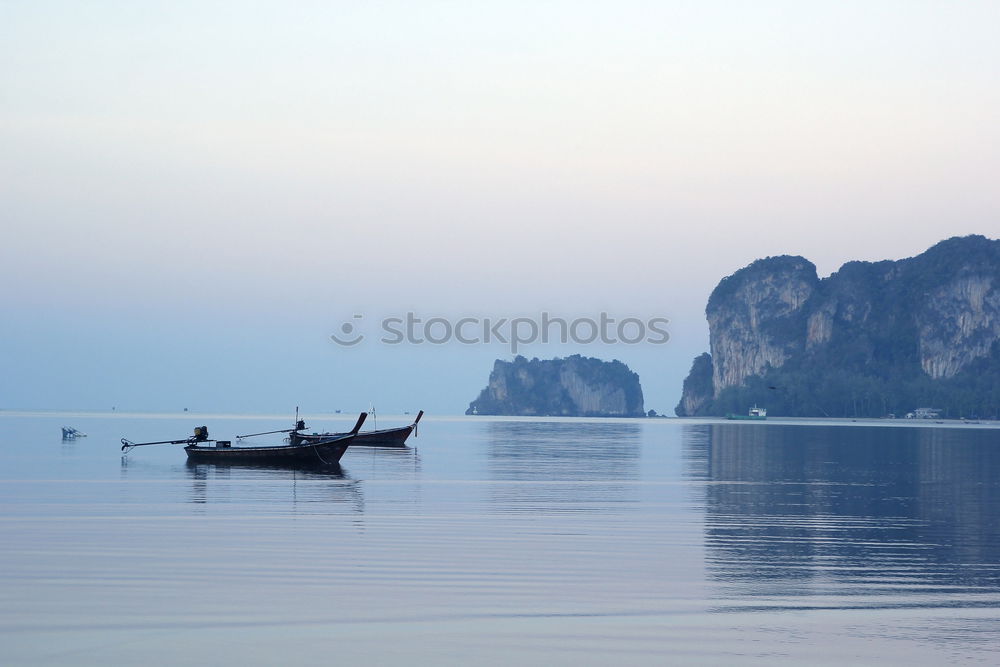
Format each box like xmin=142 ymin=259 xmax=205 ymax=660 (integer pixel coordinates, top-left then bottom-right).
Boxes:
xmin=290 ymin=425 xmax=414 ymax=448
xmin=184 ymin=435 xmax=352 ymax=464
xmin=725 ymin=414 xmax=767 ymax=421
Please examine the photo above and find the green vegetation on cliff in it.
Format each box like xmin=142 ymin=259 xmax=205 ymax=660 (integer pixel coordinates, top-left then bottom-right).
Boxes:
xmin=707 ymin=341 xmax=1000 ymax=419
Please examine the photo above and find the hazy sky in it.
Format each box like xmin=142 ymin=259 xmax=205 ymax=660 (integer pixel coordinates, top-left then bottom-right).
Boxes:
xmin=2 ymin=1 xmax=998 ymax=414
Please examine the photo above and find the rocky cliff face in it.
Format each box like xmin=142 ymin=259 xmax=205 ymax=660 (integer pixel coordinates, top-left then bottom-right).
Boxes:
xmin=467 ymin=355 xmax=645 ymax=417
xmin=678 ymin=352 xmax=714 ymax=416
xmin=676 ymin=235 xmax=1000 ymax=418
xmin=707 ymin=256 xmax=818 ymax=395
xmin=918 ymin=275 xmax=1000 ymax=379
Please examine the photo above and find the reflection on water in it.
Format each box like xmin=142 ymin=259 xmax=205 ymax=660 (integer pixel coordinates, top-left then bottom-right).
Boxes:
xmin=687 ymin=423 xmax=1000 ymax=604
xmin=6 ymin=414 xmax=1000 ymax=664
xmin=487 ymin=421 xmax=641 ymax=480
xmin=116 ymin=451 xmax=366 ymax=515
xmin=486 ymin=421 xmax=641 ymax=513
xmin=346 ymin=445 xmax=422 ymax=480
xmin=185 ymin=460 xmax=348 ymax=480
xmin=184 ymin=462 xmax=364 ymax=514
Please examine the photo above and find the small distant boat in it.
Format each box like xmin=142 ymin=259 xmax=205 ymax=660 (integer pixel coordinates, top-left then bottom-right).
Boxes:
xmin=726 ymin=406 xmax=767 ymax=421
xmin=62 ymin=427 xmax=87 ymax=439
xmin=290 ymin=410 xmax=424 ymax=448
xmin=122 ymin=413 xmax=367 ymax=465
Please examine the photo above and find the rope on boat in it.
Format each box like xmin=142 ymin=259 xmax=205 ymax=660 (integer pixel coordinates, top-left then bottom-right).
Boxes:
xmin=312 ymin=444 xmax=334 ymax=466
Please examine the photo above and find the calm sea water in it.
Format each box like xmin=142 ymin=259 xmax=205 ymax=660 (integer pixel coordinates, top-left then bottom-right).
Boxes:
xmin=2 ymin=413 xmax=1000 ymax=665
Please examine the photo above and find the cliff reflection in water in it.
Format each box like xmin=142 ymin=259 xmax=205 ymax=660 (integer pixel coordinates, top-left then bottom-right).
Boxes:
xmin=487 ymin=420 xmax=641 ymax=513
xmin=685 ymin=423 xmax=1000 ymax=597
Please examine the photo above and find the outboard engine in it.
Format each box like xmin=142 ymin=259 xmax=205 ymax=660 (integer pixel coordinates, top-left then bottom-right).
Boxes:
xmin=193 ymin=425 xmax=209 ymax=442
xmin=295 ymin=419 xmax=306 ymax=431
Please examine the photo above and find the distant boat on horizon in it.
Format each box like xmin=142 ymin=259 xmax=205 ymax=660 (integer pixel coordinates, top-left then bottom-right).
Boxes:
xmin=726 ymin=406 xmax=767 ymax=421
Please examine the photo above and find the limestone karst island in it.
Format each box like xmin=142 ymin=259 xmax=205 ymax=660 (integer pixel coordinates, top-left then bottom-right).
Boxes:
xmin=466 ymin=355 xmax=645 ymax=417
xmin=465 ymin=235 xmax=999 ymax=420
xmin=677 ymin=235 xmax=1000 ymax=419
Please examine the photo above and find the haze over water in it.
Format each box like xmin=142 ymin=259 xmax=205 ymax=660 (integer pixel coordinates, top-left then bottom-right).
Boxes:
xmin=4 ymin=2 xmax=998 ymax=414
xmin=3 ymin=413 xmax=999 ymax=664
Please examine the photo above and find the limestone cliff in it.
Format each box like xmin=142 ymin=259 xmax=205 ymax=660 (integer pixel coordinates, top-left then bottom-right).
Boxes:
xmin=676 ymin=235 xmax=1000 ymax=418
xmin=467 ymin=355 xmax=645 ymax=417
xmin=677 ymin=352 xmax=714 ymax=416
xmin=707 ymin=255 xmax=817 ymax=395
xmin=918 ymin=274 xmax=1000 ymax=379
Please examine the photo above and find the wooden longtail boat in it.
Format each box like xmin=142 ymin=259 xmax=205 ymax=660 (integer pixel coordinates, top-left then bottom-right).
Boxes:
xmin=121 ymin=413 xmax=367 ymax=465
xmin=288 ymin=410 xmax=423 ymax=448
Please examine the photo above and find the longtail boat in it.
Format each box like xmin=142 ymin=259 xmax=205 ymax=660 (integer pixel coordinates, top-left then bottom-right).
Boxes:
xmin=289 ymin=410 xmax=423 ymax=448
xmin=121 ymin=413 xmax=367 ymax=465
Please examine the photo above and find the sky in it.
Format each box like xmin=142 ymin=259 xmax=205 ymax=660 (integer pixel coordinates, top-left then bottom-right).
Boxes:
xmin=2 ymin=1 xmax=998 ymax=415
